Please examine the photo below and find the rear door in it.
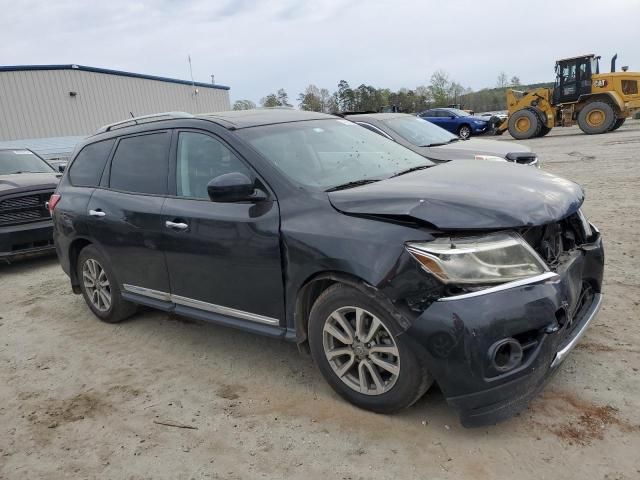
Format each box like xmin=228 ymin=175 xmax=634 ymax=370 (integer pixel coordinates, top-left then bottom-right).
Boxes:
xmin=161 ymin=130 xmax=284 ymax=324
xmin=87 ymin=131 xmax=171 ymax=296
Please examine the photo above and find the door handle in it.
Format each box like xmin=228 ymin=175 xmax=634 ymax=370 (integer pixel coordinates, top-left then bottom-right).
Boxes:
xmin=89 ymin=209 xmax=106 ymax=218
xmin=165 ymin=220 xmax=189 ymax=230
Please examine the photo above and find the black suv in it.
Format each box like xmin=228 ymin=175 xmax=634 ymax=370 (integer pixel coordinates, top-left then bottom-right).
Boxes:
xmin=52 ymin=110 xmax=604 ymax=427
xmin=0 ymin=149 xmax=61 ymax=261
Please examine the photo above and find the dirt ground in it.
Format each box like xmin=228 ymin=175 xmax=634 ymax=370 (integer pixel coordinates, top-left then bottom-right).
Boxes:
xmin=1 ymin=121 xmax=639 ymax=480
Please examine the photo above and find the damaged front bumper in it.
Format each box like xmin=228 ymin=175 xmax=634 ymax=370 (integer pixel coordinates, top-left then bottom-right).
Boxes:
xmin=406 ymin=231 xmax=604 ymax=427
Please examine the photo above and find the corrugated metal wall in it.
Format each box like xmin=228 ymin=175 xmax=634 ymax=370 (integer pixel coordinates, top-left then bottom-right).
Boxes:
xmin=0 ymin=69 xmax=231 ymax=141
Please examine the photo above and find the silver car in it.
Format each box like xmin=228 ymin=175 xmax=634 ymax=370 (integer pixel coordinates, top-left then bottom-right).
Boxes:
xmin=345 ymin=113 xmax=538 ymax=166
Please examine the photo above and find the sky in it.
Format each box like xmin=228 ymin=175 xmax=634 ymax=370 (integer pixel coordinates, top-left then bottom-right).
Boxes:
xmin=2 ymin=0 xmax=639 ymax=104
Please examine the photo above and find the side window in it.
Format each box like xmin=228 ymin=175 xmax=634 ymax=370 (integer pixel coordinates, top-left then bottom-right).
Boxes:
xmin=109 ymin=132 xmax=170 ymax=195
xmin=68 ymin=139 xmax=114 ymax=187
xmin=176 ymin=132 xmax=251 ymax=200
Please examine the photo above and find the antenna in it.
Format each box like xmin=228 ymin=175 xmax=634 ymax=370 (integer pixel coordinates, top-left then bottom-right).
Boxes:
xmin=188 ymin=55 xmax=198 ymax=96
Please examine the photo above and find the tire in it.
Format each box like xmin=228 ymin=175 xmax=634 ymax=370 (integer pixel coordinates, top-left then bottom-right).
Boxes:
xmin=508 ymin=109 xmax=541 ymax=139
xmin=458 ymin=124 xmax=472 ymax=139
xmin=577 ymin=101 xmax=617 ymax=134
xmin=537 ymin=125 xmax=552 ymax=137
xmin=609 ymin=117 xmax=626 ymax=131
xmin=308 ymin=283 xmax=433 ymax=413
xmin=77 ymin=245 xmax=137 ymax=323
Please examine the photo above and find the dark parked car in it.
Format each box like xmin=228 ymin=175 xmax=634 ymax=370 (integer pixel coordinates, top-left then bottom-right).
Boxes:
xmin=418 ymin=107 xmax=494 ymax=139
xmin=0 ymin=148 xmax=61 ymax=262
xmin=52 ymin=110 xmax=604 ymax=427
xmin=345 ymin=113 xmax=538 ymax=165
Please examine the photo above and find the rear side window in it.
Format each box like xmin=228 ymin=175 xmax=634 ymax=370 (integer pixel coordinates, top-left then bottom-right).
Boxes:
xmin=68 ymin=139 xmax=114 ymax=187
xmin=109 ymin=132 xmax=170 ymax=195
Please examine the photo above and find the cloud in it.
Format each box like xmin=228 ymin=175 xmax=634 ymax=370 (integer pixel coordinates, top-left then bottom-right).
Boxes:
xmin=0 ymin=0 xmax=638 ymax=104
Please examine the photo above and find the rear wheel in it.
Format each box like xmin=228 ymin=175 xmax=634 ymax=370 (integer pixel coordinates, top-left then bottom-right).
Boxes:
xmin=577 ymin=101 xmax=617 ymax=134
xmin=77 ymin=245 xmax=137 ymax=323
xmin=308 ymin=284 xmax=433 ymax=413
xmin=609 ymin=117 xmax=626 ymax=131
xmin=508 ymin=109 xmax=541 ymax=139
xmin=458 ymin=124 xmax=472 ymax=139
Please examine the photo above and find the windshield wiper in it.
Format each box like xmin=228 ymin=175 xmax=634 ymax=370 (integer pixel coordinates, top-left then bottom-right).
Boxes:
xmin=325 ymin=179 xmax=380 ymax=192
xmin=422 ymin=137 xmax=459 ymax=147
xmin=391 ymin=165 xmax=433 ymax=178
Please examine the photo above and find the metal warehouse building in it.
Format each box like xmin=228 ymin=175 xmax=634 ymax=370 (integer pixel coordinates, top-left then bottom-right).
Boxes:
xmin=0 ymin=64 xmax=231 ymax=143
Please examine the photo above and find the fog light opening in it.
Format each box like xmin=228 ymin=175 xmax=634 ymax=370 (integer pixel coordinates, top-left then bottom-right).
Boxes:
xmin=490 ymin=338 xmax=524 ymax=372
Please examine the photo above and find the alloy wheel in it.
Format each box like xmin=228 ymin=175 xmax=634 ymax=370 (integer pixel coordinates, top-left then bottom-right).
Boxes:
xmin=82 ymin=258 xmax=111 ymax=312
xmin=322 ymin=306 xmax=400 ymax=395
xmin=459 ymin=126 xmax=471 ymax=139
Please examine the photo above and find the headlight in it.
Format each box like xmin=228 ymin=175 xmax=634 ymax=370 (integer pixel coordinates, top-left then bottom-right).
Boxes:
xmin=474 ymin=155 xmax=506 ymax=162
xmin=473 ymin=120 xmax=486 ymax=125
xmin=406 ymin=232 xmax=548 ymax=285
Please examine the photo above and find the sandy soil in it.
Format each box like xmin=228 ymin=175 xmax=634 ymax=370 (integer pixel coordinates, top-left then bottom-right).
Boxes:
xmin=1 ymin=121 xmax=639 ymax=480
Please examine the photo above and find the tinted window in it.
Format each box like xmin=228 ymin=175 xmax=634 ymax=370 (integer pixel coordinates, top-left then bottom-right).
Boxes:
xmin=109 ymin=132 xmax=170 ymax=195
xmin=0 ymin=150 xmax=54 ymax=175
xmin=69 ymin=139 xmax=114 ymax=187
xmin=176 ymin=132 xmax=251 ymax=199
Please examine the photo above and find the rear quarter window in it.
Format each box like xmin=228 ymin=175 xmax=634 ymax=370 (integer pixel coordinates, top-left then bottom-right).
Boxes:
xmin=109 ymin=132 xmax=170 ymax=195
xmin=68 ymin=139 xmax=115 ymax=187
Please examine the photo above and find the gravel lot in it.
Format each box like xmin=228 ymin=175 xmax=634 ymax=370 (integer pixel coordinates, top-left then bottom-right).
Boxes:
xmin=1 ymin=121 xmax=639 ymax=480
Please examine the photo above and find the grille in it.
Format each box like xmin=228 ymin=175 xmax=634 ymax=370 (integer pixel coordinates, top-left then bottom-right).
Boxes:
xmin=0 ymin=192 xmax=53 ymax=226
xmin=520 ymin=211 xmax=590 ymax=268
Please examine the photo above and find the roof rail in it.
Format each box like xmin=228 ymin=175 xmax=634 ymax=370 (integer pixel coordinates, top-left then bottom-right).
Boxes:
xmin=96 ymin=111 xmax=194 ymax=133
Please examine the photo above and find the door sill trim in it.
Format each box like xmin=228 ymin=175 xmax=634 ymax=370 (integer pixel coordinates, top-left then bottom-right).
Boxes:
xmin=122 ymin=284 xmax=279 ymax=325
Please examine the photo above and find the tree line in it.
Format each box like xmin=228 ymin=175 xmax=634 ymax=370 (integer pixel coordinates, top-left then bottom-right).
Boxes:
xmin=233 ymin=71 xmax=553 ymax=114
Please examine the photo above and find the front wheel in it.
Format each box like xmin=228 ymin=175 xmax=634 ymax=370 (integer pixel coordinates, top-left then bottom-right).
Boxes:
xmin=458 ymin=124 xmax=472 ymax=139
xmin=308 ymin=284 xmax=433 ymax=413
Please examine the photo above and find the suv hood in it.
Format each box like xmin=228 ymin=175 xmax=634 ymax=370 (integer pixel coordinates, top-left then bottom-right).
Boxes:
xmin=328 ymin=161 xmax=583 ymax=230
xmin=0 ymin=172 xmax=60 ymax=194
xmin=427 ymin=138 xmax=531 ymax=161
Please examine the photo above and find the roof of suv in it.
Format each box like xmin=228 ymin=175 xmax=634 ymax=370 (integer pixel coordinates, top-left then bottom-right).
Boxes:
xmin=343 ymin=112 xmax=412 ymax=122
xmin=92 ymin=109 xmax=336 ymax=138
xmin=198 ymin=108 xmax=332 ymax=129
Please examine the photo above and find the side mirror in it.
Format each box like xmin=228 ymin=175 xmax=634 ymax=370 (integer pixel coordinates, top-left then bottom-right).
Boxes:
xmin=207 ymin=172 xmax=265 ymax=203
xmin=58 ymin=163 xmax=67 ymax=173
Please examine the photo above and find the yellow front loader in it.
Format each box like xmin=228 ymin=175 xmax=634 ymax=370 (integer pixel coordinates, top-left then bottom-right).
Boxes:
xmin=497 ymin=54 xmax=640 ymax=139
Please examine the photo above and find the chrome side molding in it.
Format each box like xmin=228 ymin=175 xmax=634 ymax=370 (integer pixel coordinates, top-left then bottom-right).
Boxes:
xmin=437 ymin=271 xmax=559 ymax=302
xmin=122 ymin=284 xmax=279 ymax=325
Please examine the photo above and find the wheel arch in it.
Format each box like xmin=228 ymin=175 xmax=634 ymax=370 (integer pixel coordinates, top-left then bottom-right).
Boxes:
xmin=68 ymin=237 xmax=93 ymax=293
xmin=577 ymin=92 xmax=624 ymax=114
xmin=293 ymin=271 xmax=410 ymax=352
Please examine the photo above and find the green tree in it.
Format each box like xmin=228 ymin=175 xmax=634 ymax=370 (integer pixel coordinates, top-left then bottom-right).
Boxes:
xmin=298 ymin=85 xmax=323 ymax=111
xmin=260 ymin=89 xmax=292 ymax=108
xmin=429 ymin=70 xmax=451 ymax=106
xmin=232 ymin=99 xmax=256 ymax=110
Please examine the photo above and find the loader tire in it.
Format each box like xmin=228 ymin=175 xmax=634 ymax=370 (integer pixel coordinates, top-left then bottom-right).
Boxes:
xmin=508 ymin=109 xmax=541 ymax=139
xmin=609 ymin=117 xmax=626 ymax=131
xmin=577 ymin=101 xmax=617 ymax=134
xmin=536 ymin=125 xmax=552 ymax=137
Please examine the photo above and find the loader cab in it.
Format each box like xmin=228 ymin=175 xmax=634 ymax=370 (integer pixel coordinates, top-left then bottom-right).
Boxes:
xmin=553 ymin=55 xmax=598 ymax=104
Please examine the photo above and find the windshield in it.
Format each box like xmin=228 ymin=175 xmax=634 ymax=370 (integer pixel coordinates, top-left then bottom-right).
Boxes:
xmin=0 ymin=150 xmax=54 ymax=175
xmin=384 ymin=116 xmax=458 ymax=147
xmin=447 ymin=108 xmax=470 ymax=117
xmin=237 ymin=119 xmax=434 ymax=190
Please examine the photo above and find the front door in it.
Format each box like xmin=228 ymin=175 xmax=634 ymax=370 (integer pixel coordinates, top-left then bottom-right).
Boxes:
xmin=87 ymin=131 xmax=172 ymax=296
xmin=161 ymin=130 xmax=284 ymax=324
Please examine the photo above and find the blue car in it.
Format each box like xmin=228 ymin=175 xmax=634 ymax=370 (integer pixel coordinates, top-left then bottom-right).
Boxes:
xmin=417 ymin=108 xmax=492 ymax=139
